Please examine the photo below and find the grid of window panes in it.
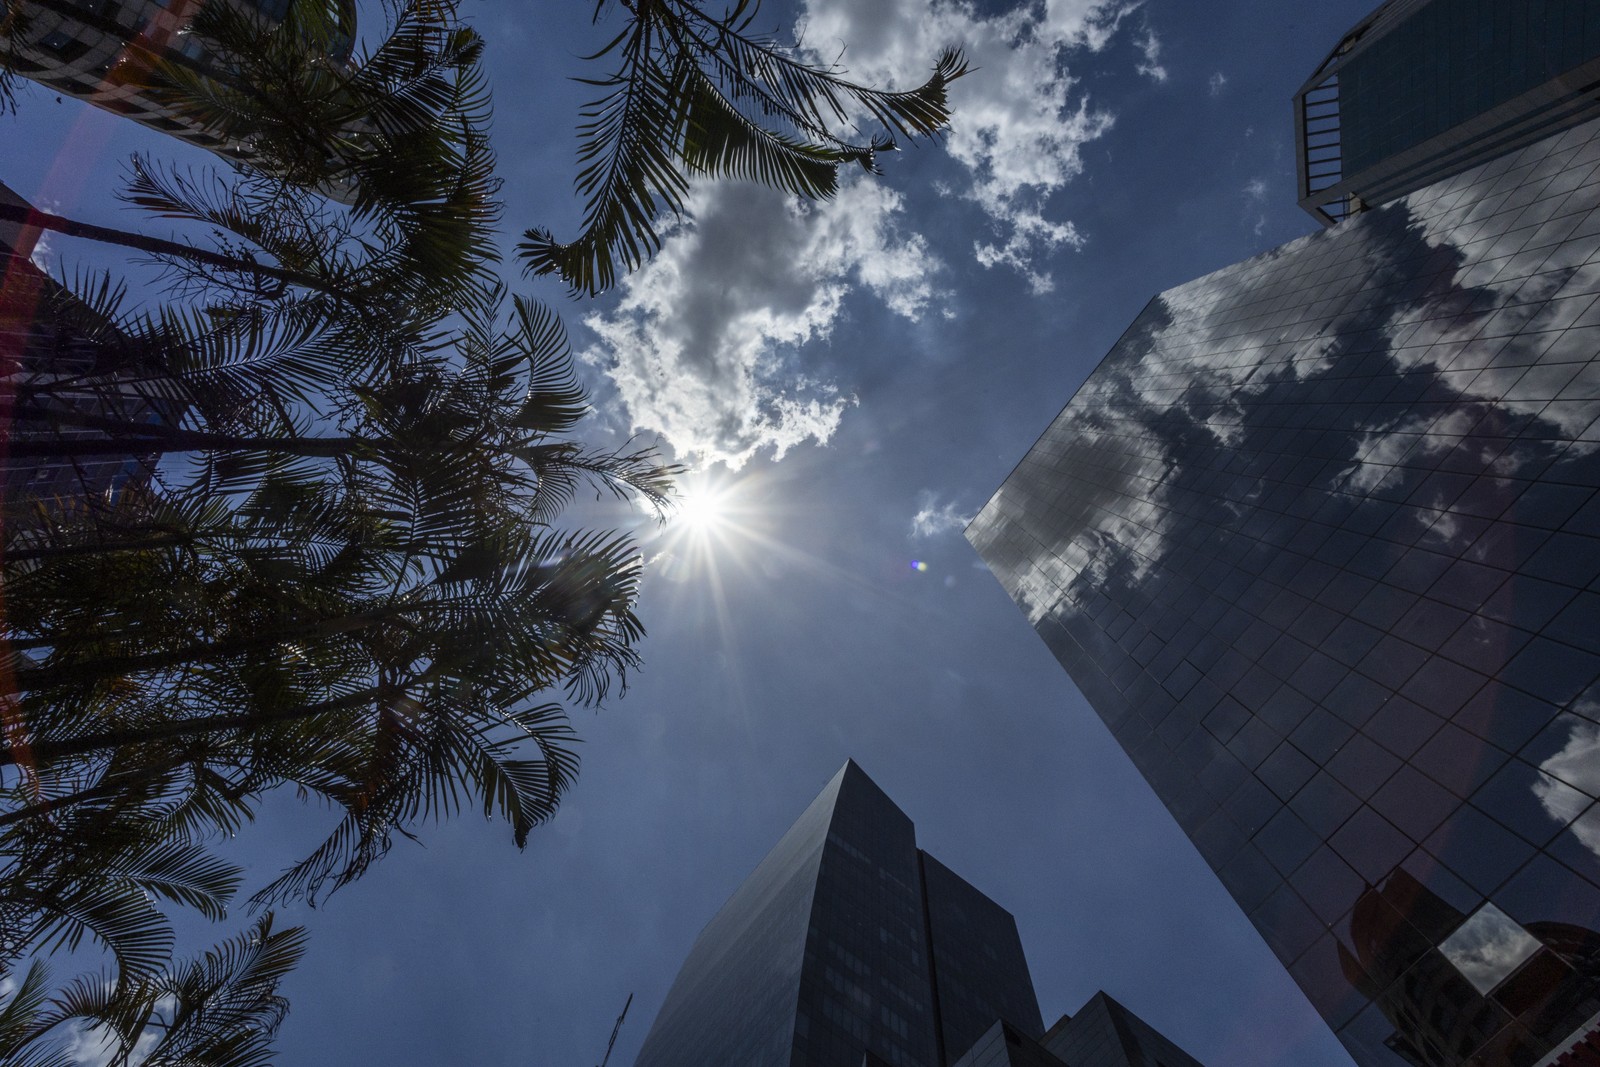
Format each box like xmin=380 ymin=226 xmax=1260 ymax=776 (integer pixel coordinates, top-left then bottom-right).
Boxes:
xmin=920 ymin=853 xmax=1044 ymax=1059
xmin=1340 ymin=0 xmax=1600 ymax=178
xmin=792 ymin=767 xmax=939 ymax=1067
xmin=1107 ymin=1001 xmax=1206 ymax=1067
xmin=634 ymin=761 xmax=1055 ymax=1067
xmin=6 ymin=0 xmax=225 ymax=146
xmin=970 ymin=116 xmax=1600 ymax=1067
xmin=0 ymin=236 xmax=183 ymax=527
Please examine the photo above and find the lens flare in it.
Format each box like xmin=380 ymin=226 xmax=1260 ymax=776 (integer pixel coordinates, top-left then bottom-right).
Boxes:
xmin=911 ymin=560 xmax=928 ymax=572
xmin=674 ymin=484 xmax=728 ymax=531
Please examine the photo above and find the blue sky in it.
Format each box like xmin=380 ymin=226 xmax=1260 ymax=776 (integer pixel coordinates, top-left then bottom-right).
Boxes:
xmin=7 ymin=1 xmax=1383 ymax=1064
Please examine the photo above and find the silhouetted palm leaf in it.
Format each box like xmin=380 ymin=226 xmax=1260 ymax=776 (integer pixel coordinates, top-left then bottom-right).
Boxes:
xmin=521 ymin=0 xmax=965 ymax=294
xmin=9 ymin=915 xmax=305 ymax=1067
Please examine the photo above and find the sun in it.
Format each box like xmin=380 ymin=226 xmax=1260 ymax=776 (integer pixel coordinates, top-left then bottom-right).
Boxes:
xmin=673 ymin=483 xmax=729 ymax=532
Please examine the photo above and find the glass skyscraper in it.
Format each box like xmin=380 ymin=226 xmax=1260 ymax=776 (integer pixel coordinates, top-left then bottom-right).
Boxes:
xmin=1295 ymin=0 xmax=1600 ymax=225
xmin=632 ymin=761 xmax=1206 ymax=1067
xmin=970 ymin=105 xmax=1600 ymax=1067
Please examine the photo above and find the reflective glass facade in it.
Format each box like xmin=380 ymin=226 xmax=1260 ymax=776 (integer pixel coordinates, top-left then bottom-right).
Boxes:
xmin=948 ymin=1022 xmax=1064 ymax=1067
xmin=1295 ymin=0 xmax=1600 ymax=225
xmin=633 ymin=763 xmax=840 ymax=1066
xmin=633 ymin=761 xmax=1043 ymax=1067
xmin=922 ymin=854 xmax=1043 ymax=1060
xmin=1340 ymin=0 xmax=1600 ymax=178
xmin=970 ymin=116 xmax=1600 ymax=1067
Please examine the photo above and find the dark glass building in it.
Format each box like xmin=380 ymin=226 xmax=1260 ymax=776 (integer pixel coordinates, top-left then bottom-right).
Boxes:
xmin=632 ymin=761 xmax=1206 ymax=1067
xmin=969 ymin=109 xmax=1600 ymax=1066
xmin=1296 ymin=0 xmax=1600 ymax=225
xmin=953 ymin=994 xmax=1207 ymax=1067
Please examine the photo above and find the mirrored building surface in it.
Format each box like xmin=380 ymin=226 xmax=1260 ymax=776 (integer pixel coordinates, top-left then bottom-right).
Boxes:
xmin=632 ymin=761 xmax=1206 ymax=1067
xmin=970 ymin=112 xmax=1600 ymax=1066
xmin=633 ymin=760 xmax=1039 ymax=1067
xmin=1296 ymin=0 xmax=1600 ymax=226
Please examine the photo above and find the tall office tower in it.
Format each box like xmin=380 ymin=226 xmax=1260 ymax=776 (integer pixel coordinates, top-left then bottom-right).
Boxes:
xmin=968 ymin=107 xmax=1600 ymax=1067
xmin=1296 ymin=0 xmax=1600 ymax=225
xmin=632 ymin=761 xmax=1207 ymax=1067
xmin=633 ymin=760 xmax=1041 ymax=1067
xmin=0 ymin=0 xmax=351 ymax=154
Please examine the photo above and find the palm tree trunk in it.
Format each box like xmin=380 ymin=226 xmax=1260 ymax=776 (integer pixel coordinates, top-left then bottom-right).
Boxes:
xmin=0 ymin=676 xmax=422 ymax=767
xmin=4 ymin=534 xmax=194 ymax=564
xmin=0 ymin=758 xmax=184 ymax=827
xmin=8 ymin=609 xmax=400 ymax=688
xmin=4 ymin=428 xmax=367 ymax=460
xmin=9 ymin=403 xmax=373 ymax=458
xmin=0 ymin=203 xmax=344 ymax=298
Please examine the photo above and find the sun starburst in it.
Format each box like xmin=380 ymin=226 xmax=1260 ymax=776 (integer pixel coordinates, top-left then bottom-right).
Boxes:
xmin=673 ymin=483 xmax=730 ymax=532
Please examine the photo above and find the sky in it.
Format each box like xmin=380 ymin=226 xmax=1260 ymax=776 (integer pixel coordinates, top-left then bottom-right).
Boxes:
xmin=5 ymin=1 xmax=1386 ymax=1064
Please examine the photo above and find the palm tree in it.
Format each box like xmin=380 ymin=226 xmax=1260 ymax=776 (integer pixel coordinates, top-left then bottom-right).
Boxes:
xmin=2 ymin=0 xmax=967 ymax=1048
xmin=3 ymin=0 xmax=682 ymax=932
xmin=0 ymin=0 xmax=497 ymax=317
xmin=520 ymin=0 xmax=966 ymax=294
xmin=0 ymin=914 xmax=307 ymax=1067
xmin=132 ymin=0 xmax=501 ymax=315
xmin=0 ymin=808 xmax=242 ymax=983
xmin=4 ymin=282 xmax=676 ymax=908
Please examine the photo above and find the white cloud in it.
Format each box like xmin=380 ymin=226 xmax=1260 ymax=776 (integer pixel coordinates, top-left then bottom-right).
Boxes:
xmin=62 ymin=1022 xmax=121 ymax=1067
xmin=57 ymin=998 xmax=170 ymax=1066
xmin=1439 ymin=904 xmax=1542 ymax=995
xmin=1243 ymin=177 xmax=1268 ymax=235
xmin=26 ymin=196 xmax=61 ymax=271
xmin=974 ymin=211 xmax=1083 ymax=295
xmin=1536 ymin=715 xmax=1600 ymax=859
xmin=1208 ymin=71 xmax=1228 ymax=96
xmin=797 ymin=0 xmax=1142 ymax=289
xmin=1134 ymin=27 xmax=1167 ymax=82
xmin=29 ymin=230 xmax=54 ymax=271
xmin=581 ymin=0 xmax=1154 ymax=467
xmin=910 ymin=492 xmax=974 ymax=538
xmin=1540 ymin=714 xmax=1600 ymax=796
xmin=580 ymin=178 xmax=940 ymax=470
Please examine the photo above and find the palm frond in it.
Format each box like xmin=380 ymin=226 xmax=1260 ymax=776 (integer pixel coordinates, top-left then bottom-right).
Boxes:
xmin=679 ymin=60 xmax=856 ymax=195
xmin=14 ymin=916 xmax=306 ymax=1067
xmin=0 ymin=962 xmax=53 ymax=1053
xmin=24 ymin=879 xmax=173 ymax=981
xmin=507 ymin=297 xmax=588 ymax=435
xmin=123 ymin=839 xmax=241 ymax=922
xmin=521 ymin=0 xmax=965 ymax=294
xmin=520 ymin=13 xmax=690 ymax=294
